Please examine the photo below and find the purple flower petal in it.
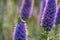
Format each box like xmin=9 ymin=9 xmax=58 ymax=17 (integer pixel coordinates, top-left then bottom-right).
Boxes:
xmin=20 ymin=0 xmax=34 ymax=21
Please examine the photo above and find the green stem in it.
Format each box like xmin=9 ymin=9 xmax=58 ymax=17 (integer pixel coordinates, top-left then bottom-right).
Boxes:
xmin=54 ymin=25 xmax=58 ymax=40
xmin=45 ymin=27 xmax=49 ymax=40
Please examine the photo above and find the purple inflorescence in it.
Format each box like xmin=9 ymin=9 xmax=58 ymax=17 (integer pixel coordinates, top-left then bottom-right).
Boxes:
xmin=20 ymin=0 xmax=34 ymax=21
xmin=39 ymin=0 xmax=58 ymax=31
xmin=56 ymin=4 xmax=60 ymax=24
xmin=13 ymin=21 xmax=27 ymax=40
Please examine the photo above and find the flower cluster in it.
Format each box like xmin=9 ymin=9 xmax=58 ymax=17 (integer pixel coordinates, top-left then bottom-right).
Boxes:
xmin=13 ymin=0 xmax=60 ymax=40
xmin=39 ymin=0 xmax=58 ymax=31
xmin=20 ymin=0 xmax=34 ymax=21
xmin=13 ymin=21 xmax=27 ymax=40
xmin=13 ymin=0 xmax=34 ymax=40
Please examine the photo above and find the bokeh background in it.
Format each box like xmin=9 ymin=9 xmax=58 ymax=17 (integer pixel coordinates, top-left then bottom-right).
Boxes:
xmin=0 ymin=0 xmax=60 ymax=40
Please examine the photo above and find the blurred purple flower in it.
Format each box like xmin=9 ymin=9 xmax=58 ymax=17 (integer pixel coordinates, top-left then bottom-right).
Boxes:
xmin=13 ymin=21 xmax=27 ymax=40
xmin=20 ymin=0 xmax=34 ymax=21
xmin=56 ymin=5 xmax=60 ymax=24
xmin=39 ymin=0 xmax=58 ymax=31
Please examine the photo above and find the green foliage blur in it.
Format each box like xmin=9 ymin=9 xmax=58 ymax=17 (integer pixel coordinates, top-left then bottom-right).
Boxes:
xmin=0 ymin=0 xmax=60 ymax=40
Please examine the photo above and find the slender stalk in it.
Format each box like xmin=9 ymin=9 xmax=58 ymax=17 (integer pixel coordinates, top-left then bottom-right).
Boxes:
xmin=45 ymin=27 xmax=49 ymax=40
xmin=54 ymin=25 xmax=59 ymax=40
xmin=46 ymin=30 xmax=49 ymax=40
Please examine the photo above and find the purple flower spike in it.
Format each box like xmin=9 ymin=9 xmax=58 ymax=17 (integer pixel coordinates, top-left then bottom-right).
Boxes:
xmin=39 ymin=0 xmax=58 ymax=31
xmin=56 ymin=5 xmax=60 ymax=24
xmin=13 ymin=21 xmax=27 ymax=40
xmin=20 ymin=0 xmax=34 ymax=21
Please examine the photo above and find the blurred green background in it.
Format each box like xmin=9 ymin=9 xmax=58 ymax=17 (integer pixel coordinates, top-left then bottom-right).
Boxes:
xmin=0 ymin=0 xmax=60 ymax=40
